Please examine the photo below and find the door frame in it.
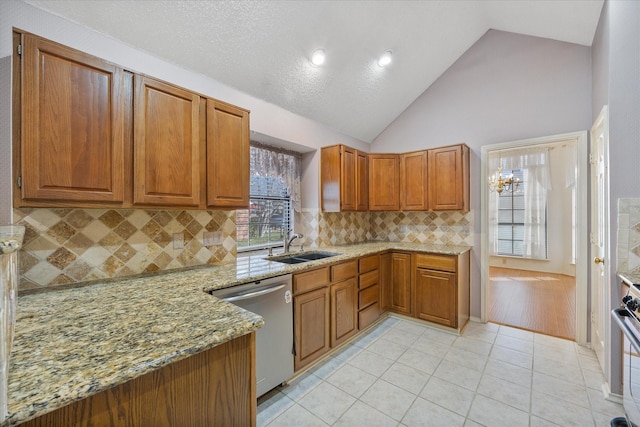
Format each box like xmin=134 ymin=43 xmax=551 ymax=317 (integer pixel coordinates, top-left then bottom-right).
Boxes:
xmin=480 ymin=131 xmax=589 ymax=345
xmin=589 ymin=105 xmax=611 ymax=386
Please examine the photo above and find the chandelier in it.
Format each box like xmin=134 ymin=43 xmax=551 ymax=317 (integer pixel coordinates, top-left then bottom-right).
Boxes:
xmin=488 ymin=167 xmax=520 ymax=194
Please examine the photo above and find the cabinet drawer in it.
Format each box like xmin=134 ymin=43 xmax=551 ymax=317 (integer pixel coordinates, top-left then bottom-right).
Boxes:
xmin=414 ymin=253 xmax=456 ymax=272
xmin=331 ymin=260 xmax=358 ymax=282
xmin=293 ymin=267 xmax=329 ymax=294
xmin=359 ymin=255 xmax=379 ymax=273
xmin=359 ymin=269 xmax=378 ymax=290
xmin=359 ymin=284 xmax=379 ymax=309
xmin=359 ymin=302 xmax=380 ymax=330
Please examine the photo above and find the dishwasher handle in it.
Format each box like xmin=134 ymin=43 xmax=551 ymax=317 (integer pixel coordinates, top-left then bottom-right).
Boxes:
xmin=221 ymin=284 xmax=286 ymax=303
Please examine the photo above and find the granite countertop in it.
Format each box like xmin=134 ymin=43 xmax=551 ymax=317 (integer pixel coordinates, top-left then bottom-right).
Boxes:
xmin=4 ymin=241 xmax=469 ymax=426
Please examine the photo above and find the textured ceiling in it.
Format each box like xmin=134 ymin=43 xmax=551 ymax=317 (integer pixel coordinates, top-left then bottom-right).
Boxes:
xmin=24 ymin=0 xmax=604 ymax=143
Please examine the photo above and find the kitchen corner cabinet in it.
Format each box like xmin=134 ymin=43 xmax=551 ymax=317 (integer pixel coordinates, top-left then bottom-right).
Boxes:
xmin=321 ymin=145 xmax=368 ymax=212
xmin=206 ymin=100 xmax=250 ymax=208
xmin=389 ymin=252 xmax=412 ymax=315
xmin=368 ymin=154 xmax=400 ymax=211
xmin=133 ymin=75 xmax=203 ymax=207
xmin=413 ymin=252 xmax=470 ymax=329
xmin=428 ymin=144 xmax=469 ymax=211
xmin=400 ymin=150 xmax=428 ymax=211
xmin=17 ymin=32 xmax=127 ymax=205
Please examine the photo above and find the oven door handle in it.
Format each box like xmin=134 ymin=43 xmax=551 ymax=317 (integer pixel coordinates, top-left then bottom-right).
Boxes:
xmin=613 ymin=308 xmax=640 ymax=353
xmin=221 ymin=284 xmax=286 ymax=303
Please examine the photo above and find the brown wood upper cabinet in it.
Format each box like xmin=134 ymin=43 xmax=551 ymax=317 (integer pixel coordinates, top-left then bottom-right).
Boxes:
xmin=14 ymin=31 xmax=251 ymax=210
xmin=321 ymin=145 xmax=368 ymax=212
xmin=133 ymin=75 xmax=203 ymax=207
xmin=368 ymin=154 xmax=400 ymax=211
xmin=206 ymin=100 xmax=250 ymax=208
xmin=428 ymin=144 xmax=469 ymax=211
xmin=18 ymin=32 xmax=127 ymax=205
xmin=400 ymin=150 xmax=428 ymax=211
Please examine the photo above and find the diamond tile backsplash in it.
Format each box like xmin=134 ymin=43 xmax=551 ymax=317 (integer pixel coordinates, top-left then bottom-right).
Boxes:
xmin=617 ymin=198 xmax=640 ymax=273
xmin=296 ymin=209 xmax=473 ymax=248
xmin=16 ymin=206 xmax=473 ymax=290
xmin=14 ymin=208 xmax=236 ymax=290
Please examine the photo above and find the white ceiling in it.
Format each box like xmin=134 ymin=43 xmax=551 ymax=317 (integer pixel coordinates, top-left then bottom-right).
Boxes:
xmin=24 ymin=0 xmax=604 ymax=143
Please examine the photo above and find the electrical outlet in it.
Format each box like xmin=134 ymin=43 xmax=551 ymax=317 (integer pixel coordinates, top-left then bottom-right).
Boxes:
xmin=172 ymin=233 xmax=185 ymax=249
xmin=203 ymin=231 xmax=223 ymax=246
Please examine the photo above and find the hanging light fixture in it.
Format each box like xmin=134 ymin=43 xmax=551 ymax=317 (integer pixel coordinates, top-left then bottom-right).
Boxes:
xmin=488 ymin=166 xmax=520 ymax=194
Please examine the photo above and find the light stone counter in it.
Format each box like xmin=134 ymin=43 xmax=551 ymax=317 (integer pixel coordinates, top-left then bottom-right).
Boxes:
xmin=4 ymin=241 xmax=469 ymax=426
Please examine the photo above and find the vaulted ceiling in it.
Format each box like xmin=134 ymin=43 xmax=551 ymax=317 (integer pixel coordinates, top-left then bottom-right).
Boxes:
xmin=24 ymin=0 xmax=604 ymax=142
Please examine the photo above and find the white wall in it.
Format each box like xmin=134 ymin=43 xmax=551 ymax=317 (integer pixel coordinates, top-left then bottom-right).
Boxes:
xmin=372 ymin=29 xmax=592 ymax=319
xmin=0 ymin=0 xmax=371 ymax=220
xmin=489 ymin=141 xmax=577 ymax=277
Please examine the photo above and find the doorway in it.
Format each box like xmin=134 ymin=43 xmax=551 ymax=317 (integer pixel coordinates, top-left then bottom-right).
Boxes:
xmin=480 ymin=131 xmax=589 ymax=345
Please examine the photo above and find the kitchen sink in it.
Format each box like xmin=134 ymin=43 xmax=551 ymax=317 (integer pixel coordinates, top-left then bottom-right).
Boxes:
xmin=267 ymin=251 xmax=339 ymax=264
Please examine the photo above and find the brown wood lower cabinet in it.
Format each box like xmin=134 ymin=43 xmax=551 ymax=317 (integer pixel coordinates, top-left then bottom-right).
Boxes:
xmin=414 ymin=268 xmax=456 ymax=326
xmin=389 ymin=252 xmax=412 ymax=315
xmin=412 ymin=252 xmax=470 ymax=329
xmin=293 ymin=250 xmax=470 ymax=373
xmin=20 ymin=333 xmax=256 ymax=427
xmin=293 ymin=285 xmax=330 ymax=371
xmin=330 ymin=277 xmax=358 ymax=347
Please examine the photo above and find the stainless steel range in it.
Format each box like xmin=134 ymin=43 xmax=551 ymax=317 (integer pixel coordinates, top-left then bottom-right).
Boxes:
xmin=612 ymin=279 xmax=640 ymax=427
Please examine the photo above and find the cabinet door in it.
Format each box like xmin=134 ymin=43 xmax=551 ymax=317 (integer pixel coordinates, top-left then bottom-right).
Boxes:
xmin=330 ymin=277 xmax=358 ymax=347
xmin=294 ymin=287 xmax=330 ymax=371
xmin=368 ymin=154 xmax=400 ymax=211
xmin=414 ymin=268 xmax=457 ymax=327
xmin=134 ymin=75 xmax=201 ymax=206
xmin=356 ymin=150 xmax=369 ymax=211
xmin=207 ymin=100 xmax=250 ymax=208
xmin=400 ymin=150 xmax=428 ymax=210
xmin=20 ymin=33 xmax=126 ymax=203
xmin=428 ymin=144 xmax=469 ymax=211
xmin=340 ymin=146 xmax=357 ymax=211
xmin=390 ymin=252 xmax=412 ymax=314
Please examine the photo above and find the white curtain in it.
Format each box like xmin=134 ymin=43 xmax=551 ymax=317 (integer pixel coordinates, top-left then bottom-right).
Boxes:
xmin=488 ymin=146 xmax=551 ymax=259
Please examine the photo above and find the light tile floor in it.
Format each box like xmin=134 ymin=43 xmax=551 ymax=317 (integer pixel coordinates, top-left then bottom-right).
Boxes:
xmin=257 ymin=317 xmax=624 ymax=427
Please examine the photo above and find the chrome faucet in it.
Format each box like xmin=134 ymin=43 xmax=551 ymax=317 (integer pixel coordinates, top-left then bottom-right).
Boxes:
xmin=284 ymin=230 xmax=303 ymax=254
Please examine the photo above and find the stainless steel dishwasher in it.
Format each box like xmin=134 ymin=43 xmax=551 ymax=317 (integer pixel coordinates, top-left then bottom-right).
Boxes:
xmin=209 ymin=274 xmax=293 ymax=397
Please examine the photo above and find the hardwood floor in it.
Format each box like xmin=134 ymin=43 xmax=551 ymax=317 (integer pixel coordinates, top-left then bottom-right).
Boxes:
xmin=488 ymin=267 xmax=576 ymax=340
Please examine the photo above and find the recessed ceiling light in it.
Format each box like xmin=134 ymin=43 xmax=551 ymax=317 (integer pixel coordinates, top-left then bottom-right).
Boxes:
xmin=310 ymin=48 xmax=326 ymax=66
xmin=377 ymin=50 xmax=392 ymax=67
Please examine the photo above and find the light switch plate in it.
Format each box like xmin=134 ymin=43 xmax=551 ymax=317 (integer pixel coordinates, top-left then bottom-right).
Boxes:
xmin=203 ymin=231 xmax=223 ymax=246
xmin=172 ymin=233 xmax=185 ymax=249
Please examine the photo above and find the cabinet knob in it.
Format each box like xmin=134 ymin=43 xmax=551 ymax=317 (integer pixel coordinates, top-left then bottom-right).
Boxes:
xmin=594 ymin=257 xmax=605 ymax=265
